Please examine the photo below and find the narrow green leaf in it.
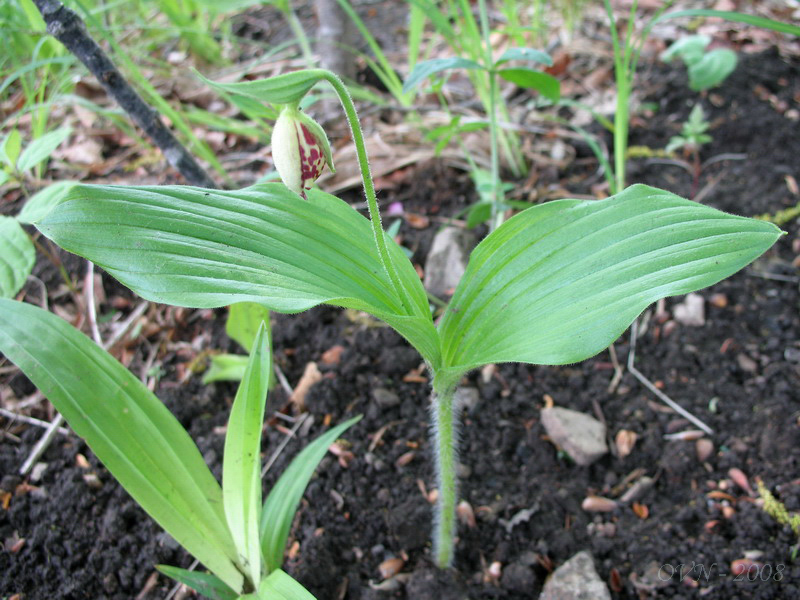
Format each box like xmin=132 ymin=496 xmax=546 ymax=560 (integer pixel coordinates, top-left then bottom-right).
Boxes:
xmin=260 ymin=416 xmax=361 ymax=573
xmin=203 ymin=353 xmax=251 ymax=384
xmin=156 ymin=566 xmax=238 ymax=600
xmin=224 ymin=321 xmax=271 ymax=586
xmin=37 ymin=183 xmax=440 ymax=367
xmin=252 ymin=569 xmax=316 ymax=600
xmin=497 ymin=68 xmax=560 ymax=102
xmin=688 ymin=48 xmax=737 ymax=91
xmin=0 ymin=171 xmax=9 ymax=187
xmin=437 ymin=185 xmax=782 ymax=380
xmin=657 ymin=9 xmax=800 ymax=37
xmin=402 ymin=57 xmax=484 ymax=94
xmin=0 ymin=299 xmax=244 ymax=592
xmin=195 ymin=69 xmax=327 ymax=106
xmin=0 ymin=217 xmax=35 ymax=298
xmin=494 ymin=47 xmax=553 ymax=68
xmin=17 ymin=181 xmax=77 ymax=224
xmin=227 ymin=303 xmax=272 ymax=353
xmin=17 ymin=127 xmax=72 ymax=173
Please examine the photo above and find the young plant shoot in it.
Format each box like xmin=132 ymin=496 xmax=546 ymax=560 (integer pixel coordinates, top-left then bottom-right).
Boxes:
xmin=28 ymin=68 xmax=782 ymax=569
xmin=0 ymin=299 xmax=359 ymax=599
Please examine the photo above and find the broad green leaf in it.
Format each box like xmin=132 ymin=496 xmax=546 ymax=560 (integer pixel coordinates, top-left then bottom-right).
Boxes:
xmin=402 ymin=57 xmax=483 ymax=94
xmin=195 ymin=69 xmax=327 ymax=106
xmin=494 ymin=47 xmax=553 ymax=68
xmin=657 ymin=9 xmax=800 ymax=37
xmin=0 ymin=299 xmax=244 ymax=592
xmin=0 ymin=171 xmax=8 ymax=187
xmin=249 ymin=569 xmax=316 ymax=600
xmin=37 ymin=183 xmax=440 ymax=367
xmin=156 ymin=566 xmax=238 ymax=600
xmin=203 ymin=353 xmax=251 ymax=384
xmin=436 ymin=185 xmax=781 ymax=382
xmin=260 ymin=416 xmax=361 ymax=573
xmin=688 ymin=48 xmax=737 ymax=91
xmin=497 ymin=68 xmax=560 ymax=102
xmin=228 ymin=302 xmax=272 ymax=352
xmin=0 ymin=216 xmax=35 ymax=298
xmin=660 ymin=34 xmax=710 ymax=64
xmin=17 ymin=126 xmax=72 ymax=173
xmin=1 ymin=129 xmax=22 ymax=168
xmin=17 ymin=181 xmax=77 ymax=224
xmin=224 ymin=321 xmax=271 ymax=586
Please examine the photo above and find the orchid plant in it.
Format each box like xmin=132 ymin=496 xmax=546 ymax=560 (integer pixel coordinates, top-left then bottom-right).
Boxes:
xmin=15 ymin=67 xmax=782 ymax=569
xmin=0 ymin=298 xmax=359 ymax=599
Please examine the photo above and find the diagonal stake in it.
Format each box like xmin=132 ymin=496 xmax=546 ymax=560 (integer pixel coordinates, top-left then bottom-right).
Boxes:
xmin=627 ymin=318 xmax=713 ymax=436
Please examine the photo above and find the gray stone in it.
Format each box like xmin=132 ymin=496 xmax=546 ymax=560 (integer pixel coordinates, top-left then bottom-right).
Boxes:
xmin=540 ymin=551 xmax=611 ymax=600
xmin=541 ymin=407 xmax=608 ymax=466
xmin=373 ymin=387 xmax=400 ymax=408
xmin=424 ymin=227 xmax=477 ymax=297
xmin=673 ymin=292 xmax=705 ymax=326
xmin=454 ymin=386 xmax=480 ymax=413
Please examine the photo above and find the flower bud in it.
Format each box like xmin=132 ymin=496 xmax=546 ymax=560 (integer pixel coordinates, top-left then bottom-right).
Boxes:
xmin=271 ymin=106 xmax=334 ymax=198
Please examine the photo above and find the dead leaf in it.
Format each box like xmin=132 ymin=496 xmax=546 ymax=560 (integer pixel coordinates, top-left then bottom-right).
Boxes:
xmin=289 ymin=362 xmax=322 ymax=412
xmin=320 ymin=345 xmax=345 ymax=366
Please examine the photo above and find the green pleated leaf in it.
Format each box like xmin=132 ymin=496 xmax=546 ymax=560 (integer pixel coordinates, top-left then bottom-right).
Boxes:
xmin=437 ymin=185 xmax=781 ymax=382
xmin=223 ymin=321 xmax=271 ymax=586
xmin=156 ymin=566 xmax=238 ymax=600
xmin=494 ymin=47 xmax=553 ymax=68
xmin=497 ymin=68 xmax=560 ymax=102
xmin=36 ymin=183 xmax=440 ymax=367
xmin=195 ymin=69 xmax=327 ymax=106
xmin=402 ymin=57 xmax=484 ymax=94
xmin=17 ymin=126 xmax=72 ymax=173
xmin=227 ymin=302 xmax=271 ymax=353
xmin=0 ymin=216 xmax=35 ymax=298
xmin=660 ymin=34 xmax=709 ymax=64
xmin=260 ymin=416 xmax=361 ymax=574
xmin=17 ymin=181 xmax=77 ymax=224
xmin=688 ymin=48 xmax=737 ymax=91
xmin=203 ymin=354 xmax=251 ymax=384
xmin=251 ymin=569 xmax=316 ymax=600
xmin=0 ymin=299 xmax=244 ymax=592
xmin=1 ymin=129 xmax=22 ymax=168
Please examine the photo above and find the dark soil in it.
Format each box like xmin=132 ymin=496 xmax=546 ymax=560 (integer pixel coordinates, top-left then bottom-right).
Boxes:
xmin=3 ymin=49 xmax=800 ymax=600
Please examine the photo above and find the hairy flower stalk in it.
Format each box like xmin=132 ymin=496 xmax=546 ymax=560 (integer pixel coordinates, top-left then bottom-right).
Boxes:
xmin=431 ymin=385 xmax=459 ymax=568
xmin=271 ymin=105 xmax=334 ymax=198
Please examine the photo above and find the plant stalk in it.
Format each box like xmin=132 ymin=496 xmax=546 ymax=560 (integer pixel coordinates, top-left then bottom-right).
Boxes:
xmin=431 ymin=384 xmax=458 ymax=568
xmin=284 ymin=5 xmax=315 ymax=67
xmin=477 ymin=0 xmax=503 ymax=231
xmin=320 ymin=71 xmax=413 ymax=314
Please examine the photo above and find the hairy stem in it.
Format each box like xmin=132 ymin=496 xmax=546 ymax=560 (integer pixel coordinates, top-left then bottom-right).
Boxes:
xmin=320 ymin=71 xmax=413 ymax=313
xmin=431 ymin=384 xmax=458 ymax=568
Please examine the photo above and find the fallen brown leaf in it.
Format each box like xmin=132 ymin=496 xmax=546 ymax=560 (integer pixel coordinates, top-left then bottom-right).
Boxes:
xmin=289 ymin=362 xmax=322 ymax=412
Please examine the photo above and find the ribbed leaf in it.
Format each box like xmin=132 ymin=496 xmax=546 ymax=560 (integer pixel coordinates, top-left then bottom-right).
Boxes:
xmin=36 ymin=183 xmax=440 ymax=367
xmin=223 ymin=322 xmax=271 ymax=586
xmin=402 ymin=57 xmax=483 ymax=94
xmin=17 ymin=126 xmax=71 ymax=173
xmin=260 ymin=416 xmax=360 ymax=573
xmin=494 ymin=47 xmax=553 ymax=67
xmin=0 ymin=299 xmax=244 ymax=592
xmin=156 ymin=566 xmax=238 ymax=600
xmin=657 ymin=9 xmax=800 ymax=37
xmin=437 ymin=185 xmax=781 ymax=381
xmin=497 ymin=68 xmax=560 ymax=102
xmin=195 ymin=69 xmax=327 ymax=106
xmin=203 ymin=354 xmax=250 ymax=384
xmin=0 ymin=217 xmax=35 ymax=298
xmin=688 ymin=48 xmax=737 ymax=91
xmin=17 ymin=181 xmax=77 ymax=224
xmin=250 ymin=569 xmax=316 ymax=600
xmin=227 ymin=302 xmax=271 ymax=353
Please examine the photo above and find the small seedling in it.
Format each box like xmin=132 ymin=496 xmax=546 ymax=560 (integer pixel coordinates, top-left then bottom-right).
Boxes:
xmin=666 ymin=103 xmax=712 ymax=197
xmin=204 ymin=302 xmax=273 ymax=384
xmin=660 ymin=34 xmax=737 ymax=92
xmin=0 ymin=299 xmax=359 ymax=599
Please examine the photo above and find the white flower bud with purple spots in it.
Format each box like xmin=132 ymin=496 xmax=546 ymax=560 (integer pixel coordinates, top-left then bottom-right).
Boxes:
xmin=271 ymin=105 xmax=335 ymax=198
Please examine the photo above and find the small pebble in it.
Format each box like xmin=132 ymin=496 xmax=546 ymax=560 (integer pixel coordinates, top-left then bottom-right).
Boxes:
xmin=696 ymin=439 xmax=714 ymax=462
xmin=582 ymin=495 xmax=617 ymax=512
